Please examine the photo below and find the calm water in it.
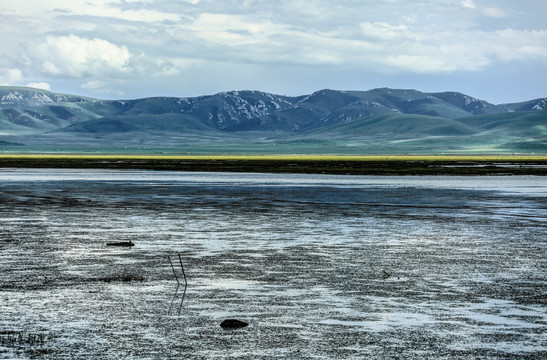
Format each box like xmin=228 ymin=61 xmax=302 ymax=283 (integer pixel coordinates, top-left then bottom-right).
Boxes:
xmin=0 ymin=169 xmax=545 ymax=359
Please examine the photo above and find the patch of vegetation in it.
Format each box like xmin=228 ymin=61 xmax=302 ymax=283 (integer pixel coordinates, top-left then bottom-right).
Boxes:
xmin=0 ymin=154 xmax=545 ymax=175
xmin=98 ymin=270 xmax=146 ymax=283
xmin=0 ymin=330 xmax=55 ymax=345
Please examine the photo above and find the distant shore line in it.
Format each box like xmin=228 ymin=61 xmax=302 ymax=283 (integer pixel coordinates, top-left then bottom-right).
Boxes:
xmin=0 ymin=155 xmax=546 ymax=175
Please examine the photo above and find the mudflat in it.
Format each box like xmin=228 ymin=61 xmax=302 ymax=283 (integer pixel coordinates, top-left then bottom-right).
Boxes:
xmin=0 ymin=170 xmax=545 ymax=358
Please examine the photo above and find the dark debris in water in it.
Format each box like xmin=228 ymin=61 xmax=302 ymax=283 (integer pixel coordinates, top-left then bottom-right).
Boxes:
xmin=0 ymin=331 xmax=55 ymax=345
xmin=98 ymin=270 xmax=146 ymax=283
xmin=220 ymin=319 xmax=249 ymax=329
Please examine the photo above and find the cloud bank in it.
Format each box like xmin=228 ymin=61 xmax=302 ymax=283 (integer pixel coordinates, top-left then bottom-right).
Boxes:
xmin=1 ymin=0 xmax=546 ymax=102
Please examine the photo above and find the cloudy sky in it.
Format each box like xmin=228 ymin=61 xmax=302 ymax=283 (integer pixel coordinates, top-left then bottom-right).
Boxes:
xmin=1 ymin=0 xmax=546 ymax=103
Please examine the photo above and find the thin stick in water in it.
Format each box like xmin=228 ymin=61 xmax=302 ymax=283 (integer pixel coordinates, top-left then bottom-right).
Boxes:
xmin=168 ymin=255 xmax=180 ymax=285
xmin=178 ymin=253 xmax=188 ymax=287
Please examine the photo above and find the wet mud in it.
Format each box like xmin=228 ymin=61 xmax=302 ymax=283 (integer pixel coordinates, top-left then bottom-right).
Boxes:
xmin=0 ymin=170 xmax=545 ymax=359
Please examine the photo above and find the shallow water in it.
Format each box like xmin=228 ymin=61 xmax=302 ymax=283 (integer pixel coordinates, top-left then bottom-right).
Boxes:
xmin=0 ymin=170 xmax=545 ymax=359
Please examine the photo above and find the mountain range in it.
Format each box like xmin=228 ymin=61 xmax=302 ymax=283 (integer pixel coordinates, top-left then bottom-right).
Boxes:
xmin=0 ymin=86 xmax=545 ymax=154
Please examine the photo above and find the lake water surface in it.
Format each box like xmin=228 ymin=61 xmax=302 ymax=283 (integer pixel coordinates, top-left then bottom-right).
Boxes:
xmin=0 ymin=170 xmax=545 ymax=359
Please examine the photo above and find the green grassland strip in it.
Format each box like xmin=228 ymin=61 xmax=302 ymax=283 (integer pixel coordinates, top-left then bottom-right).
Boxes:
xmin=0 ymin=154 xmax=545 ymax=175
xmin=1 ymin=154 xmax=545 ymax=161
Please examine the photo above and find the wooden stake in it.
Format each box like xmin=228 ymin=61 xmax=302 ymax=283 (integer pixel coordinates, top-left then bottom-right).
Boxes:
xmin=167 ymin=255 xmax=180 ymax=285
xmin=177 ymin=253 xmax=188 ymax=287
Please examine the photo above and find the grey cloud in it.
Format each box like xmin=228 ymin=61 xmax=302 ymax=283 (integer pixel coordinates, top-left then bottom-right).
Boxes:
xmin=1 ymin=0 xmax=545 ymax=102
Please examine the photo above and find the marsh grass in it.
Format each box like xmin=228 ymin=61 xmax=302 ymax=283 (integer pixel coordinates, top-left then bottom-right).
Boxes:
xmin=98 ymin=270 xmax=146 ymax=283
xmin=0 ymin=331 xmax=55 ymax=345
xmin=0 ymin=154 xmax=545 ymax=175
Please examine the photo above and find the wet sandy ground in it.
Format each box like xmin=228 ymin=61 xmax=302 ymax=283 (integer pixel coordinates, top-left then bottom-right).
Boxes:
xmin=0 ymin=170 xmax=545 ymax=359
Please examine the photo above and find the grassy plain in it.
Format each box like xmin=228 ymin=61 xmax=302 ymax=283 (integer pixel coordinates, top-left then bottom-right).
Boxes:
xmin=0 ymin=154 xmax=546 ymax=175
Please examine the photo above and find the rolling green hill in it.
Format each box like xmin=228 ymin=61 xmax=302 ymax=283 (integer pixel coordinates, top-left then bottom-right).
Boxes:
xmin=0 ymin=86 xmax=545 ymax=154
xmin=291 ymin=111 xmax=546 ymax=154
xmin=303 ymin=113 xmax=476 ymax=139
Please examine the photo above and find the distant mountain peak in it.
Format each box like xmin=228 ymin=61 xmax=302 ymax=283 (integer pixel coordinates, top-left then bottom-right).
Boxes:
xmin=533 ymin=99 xmax=547 ymax=110
xmin=0 ymin=85 xmax=544 ymax=137
xmin=0 ymin=85 xmax=544 ymax=154
xmin=501 ymin=97 xmax=547 ymax=112
xmin=0 ymin=86 xmax=92 ymax=108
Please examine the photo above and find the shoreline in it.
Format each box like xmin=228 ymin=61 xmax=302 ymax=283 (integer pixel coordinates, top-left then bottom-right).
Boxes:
xmin=1 ymin=155 xmax=546 ymax=175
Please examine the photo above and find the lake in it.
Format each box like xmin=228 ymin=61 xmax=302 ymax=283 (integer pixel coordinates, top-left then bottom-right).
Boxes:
xmin=0 ymin=169 xmax=545 ymax=359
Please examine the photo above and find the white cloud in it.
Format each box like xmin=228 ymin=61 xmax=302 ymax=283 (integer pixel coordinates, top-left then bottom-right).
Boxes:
xmin=461 ymin=0 xmax=476 ymax=9
xmin=460 ymin=0 xmax=508 ymax=18
xmin=1 ymin=0 xmax=180 ymax=23
xmin=26 ymin=82 xmax=51 ymax=91
xmin=0 ymin=69 xmax=24 ymax=86
xmin=1 ymin=0 xmax=546 ymax=101
xmin=482 ymin=7 xmax=508 ymax=18
xmin=385 ymin=55 xmax=450 ymax=73
xmin=188 ymin=13 xmax=285 ymax=44
xmin=81 ymin=80 xmax=107 ymax=90
xmin=360 ymin=22 xmax=411 ymax=40
xmin=81 ymin=80 xmax=126 ymax=97
xmin=11 ymin=2 xmax=546 ymax=82
xmin=491 ymin=29 xmax=547 ymax=61
xmin=34 ymin=35 xmax=132 ymax=78
xmin=101 ymin=8 xmax=181 ymax=23
xmin=351 ymin=22 xmax=547 ymax=73
xmin=182 ymin=13 xmax=347 ymax=66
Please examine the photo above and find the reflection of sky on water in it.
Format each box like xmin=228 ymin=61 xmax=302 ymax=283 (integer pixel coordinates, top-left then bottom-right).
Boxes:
xmin=0 ymin=170 xmax=545 ymax=358
xmin=0 ymin=169 xmax=545 ymax=195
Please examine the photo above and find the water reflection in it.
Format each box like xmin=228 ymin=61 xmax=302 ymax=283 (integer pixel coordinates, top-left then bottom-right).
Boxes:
xmin=168 ymin=284 xmax=186 ymax=316
xmin=167 ymin=253 xmax=188 ymax=316
xmin=1 ymin=170 xmax=545 ymax=358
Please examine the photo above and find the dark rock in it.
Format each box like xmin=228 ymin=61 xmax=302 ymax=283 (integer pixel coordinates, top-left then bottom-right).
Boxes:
xmin=106 ymin=241 xmax=135 ymax=247
xmin=220 ymin=319 xmax=248 ymax=329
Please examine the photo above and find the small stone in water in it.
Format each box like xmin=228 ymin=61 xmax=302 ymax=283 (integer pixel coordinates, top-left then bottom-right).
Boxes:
xmin=220 ymin=319 xmax=249 ymax=329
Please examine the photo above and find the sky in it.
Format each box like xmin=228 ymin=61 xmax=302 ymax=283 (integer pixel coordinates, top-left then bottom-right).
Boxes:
xmin=1 ymin=0 xmax=546 ymax=104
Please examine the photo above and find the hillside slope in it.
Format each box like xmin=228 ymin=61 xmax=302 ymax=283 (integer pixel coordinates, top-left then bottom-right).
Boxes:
xmin=0 ymin=86 xmax=545 ymax=154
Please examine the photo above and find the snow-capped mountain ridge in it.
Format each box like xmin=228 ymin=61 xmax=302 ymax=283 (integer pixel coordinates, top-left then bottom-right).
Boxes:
xmin=0 ymin=86 xmax=544 ymax=135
